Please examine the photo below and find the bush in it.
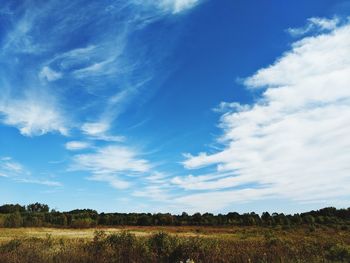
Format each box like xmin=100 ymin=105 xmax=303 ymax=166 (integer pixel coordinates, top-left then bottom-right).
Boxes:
xmin=149 ymin=232 xmax=177 ymax=261
xmin=326 ymin=244 xmax=350 ymax=262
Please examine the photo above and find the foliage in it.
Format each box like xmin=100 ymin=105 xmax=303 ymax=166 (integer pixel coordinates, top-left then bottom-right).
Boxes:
xmin=325 ymin=244 xmax=350 ymax=262
xmin=0 ymin=229 xmax=350 ymax=263
xmin=0 ymin=203 xmax=349 ymax=229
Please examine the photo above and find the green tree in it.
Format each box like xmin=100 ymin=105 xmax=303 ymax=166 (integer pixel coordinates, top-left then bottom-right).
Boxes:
xmin=27 ymin=203 xmax=49 ymax=213
xmin=5 ymin=212 xmax=22 ymax=227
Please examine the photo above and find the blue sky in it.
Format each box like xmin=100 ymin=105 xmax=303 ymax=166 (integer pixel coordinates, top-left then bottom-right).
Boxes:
xmin=0 ymin=0 xmax=350 ymax=214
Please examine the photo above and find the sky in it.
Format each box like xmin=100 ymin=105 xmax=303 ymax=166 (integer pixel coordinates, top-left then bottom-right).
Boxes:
xmin=0 ymin=0 xmax=350 ymax=214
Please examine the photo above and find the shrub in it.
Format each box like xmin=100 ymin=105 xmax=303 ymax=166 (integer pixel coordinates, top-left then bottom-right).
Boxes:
xmin=326 ymin=244 xmax=350 ymax=262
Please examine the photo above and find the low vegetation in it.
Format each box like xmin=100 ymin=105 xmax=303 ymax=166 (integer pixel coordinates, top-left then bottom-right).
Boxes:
xmin=0 ymin=203 xmax=349 ymax=262
xmin=0 ymin=228 xmax=350 ymax=262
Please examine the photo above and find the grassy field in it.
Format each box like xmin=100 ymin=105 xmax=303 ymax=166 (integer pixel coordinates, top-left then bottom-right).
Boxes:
xmin=0 ymin=227 xmax=151 ymax=241
xmin=1 ymin=226 xmax=350 ymax=262
xmin=0 ymin=226 xmax=276 ymax=241
xmin=1 ymin=225 xmax=349 ymax=240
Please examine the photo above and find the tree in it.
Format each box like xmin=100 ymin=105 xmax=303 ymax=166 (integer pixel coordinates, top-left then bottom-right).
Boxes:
xmin=0 ymin=204 xmax=25 ymax=214
xmin=5 ymin=212 xmax=22 ymax=227
xmin=27 ymin=203 xmax=49 ymax=213
xmin=303 ymin=215 xmax=315 ymax=225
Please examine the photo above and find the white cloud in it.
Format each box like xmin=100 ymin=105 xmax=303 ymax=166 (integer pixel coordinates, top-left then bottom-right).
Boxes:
xmin=287 ymin=17 xmax=340 ymax=37
xmin=88 ymin=174 xmax=130 ymax=190
xmin=213 ymin=102 xmax=250 ymax=113
xmin=2 ymin=11 xmax=39 ymax=54
xmin=0 ymin=157 xmax=26 ymax=176
xmin=72 ymin=58 xmax=116 ymax=79
xmin=81 ymin=122 xmax=109 ymax=136
xmin=171 ymin=171 xmax=240 ymax=190
xmin=65 ymin=141 xmax=91 ymax=151
xmin=175 ymin=188 xmax=276 ymax=213
xmin=39 ymin=66 xmax=62 ymax=81
xmin=71 ymin=145 xmax=151 ymax=189
xmin=133 ymin=185 xmax=170 ymax=200
xmin=0 ymin=157 xmax=62 ymax=187
xmin=133 ymin=0 xmax=200 ymax=14
xmin=0 ymin=0 xmax=202 ymax=142
xmin=73 ymin=145 xmax=150 ymax=174
xmin=146 ymin=171 xmax=169 ymax=183
xmin=179 ymin=20 xmax=350 ymax=212
xmin=159 ymin=0 xmax=200 ymax=14
xmin=245 ymin=25 xmax=350 ymax=89
xmin=17 ymin=178 xmax=62 ymax=187
xmin=133 ymin=171 xmax=172 ymax=200
xmin=0 ymin=95 xmax=68 ymax=136
xmin=81 ymin=122 xmax=124 ymax=142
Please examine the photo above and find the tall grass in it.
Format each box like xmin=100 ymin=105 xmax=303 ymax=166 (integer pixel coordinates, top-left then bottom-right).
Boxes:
xmin=0 ymin=230 xmax=349 ymax=262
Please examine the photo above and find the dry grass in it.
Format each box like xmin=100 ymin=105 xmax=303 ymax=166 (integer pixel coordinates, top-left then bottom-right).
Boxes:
xmin=0 ymin=227 xmax=152 ymax=242
xmin=1 ymin=225 xmax=349 ymax=242
xmin=1 ymin=226 xmax=350 ymax=262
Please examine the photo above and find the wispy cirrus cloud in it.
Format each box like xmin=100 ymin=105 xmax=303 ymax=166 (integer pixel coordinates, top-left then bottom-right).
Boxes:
xmin=0 ymin=157 xmax=62 ymax=187
xmin=158 ymin=0 xmax=200 ymax=14
xmin=71 ymin=145 xmax=151 ymax=189
xmin=0 ymin=157 xmax=26 ymax=177
xmin=0 ymin=0 xmax=202 ymax=139
xmin=132 ymin=171 xmax=172 ymax=201
xmin=81 ymin=122 xmax=124 ymax=142
xmin=176 ymin=18 xmax=350 ymax=212
xmin=39 ymin=66 xmax=62 ymax=82
xmin=0 ymin=0 xmax=202 ymax=208
xmin=16 ymin=178 xmax=62 ymax=187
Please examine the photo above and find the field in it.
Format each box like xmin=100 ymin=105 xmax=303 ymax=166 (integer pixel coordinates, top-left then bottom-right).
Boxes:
xmin=1 ymin=226 xmax=350 ymax=262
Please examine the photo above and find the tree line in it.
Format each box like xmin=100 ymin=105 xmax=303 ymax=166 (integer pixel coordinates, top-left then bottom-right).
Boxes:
xmin=0 ymin=203 xmax=349 ymax=228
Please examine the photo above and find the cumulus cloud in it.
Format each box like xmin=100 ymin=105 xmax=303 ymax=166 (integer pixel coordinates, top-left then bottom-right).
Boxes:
xmin=287 ymin=17 xmax=340 ymax=37
xmin=178 ymin=19 xmax=350 ymax=211
xmin=0 ymin=94 xmax=68 ymax=136
xmin=71 ymin=146 xmax=151 ymax=189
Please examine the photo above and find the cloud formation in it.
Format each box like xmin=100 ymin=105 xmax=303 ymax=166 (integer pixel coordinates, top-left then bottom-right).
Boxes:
xmin=179 ymin=19 xmax=350 ymax=211
xmin=287 ymin=17 xmax=340 ymax=37
xmin=0 ymin=0 xmax=201 ymax=138
xmin=71 ymin=146 xmax=151 ymax=189
xmin=65 ymin=141 xmax=91 ymax=151
xmin=0 ymin=94 xmax=68 ymax=136
xmin=0 ymin=157 xmax=62 ymax=186
xmin=0 ymin=157 xmax=26 ymax=177
xmin=159 ymin=0 xmax=200 ymax=14
xmin=39 ymin=66 xmax=62 ymax=82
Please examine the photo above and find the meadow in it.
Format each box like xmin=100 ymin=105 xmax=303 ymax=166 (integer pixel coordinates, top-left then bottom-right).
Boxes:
xmin=1 ymin=225 xmax=350 ymax=263
xmin=1 ymin=205 xmax=350 ymax=262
